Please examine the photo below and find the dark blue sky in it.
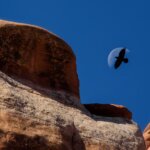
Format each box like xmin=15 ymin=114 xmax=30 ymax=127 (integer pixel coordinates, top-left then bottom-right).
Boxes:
xmin=0 ymin=0 xmax=149 ymax=130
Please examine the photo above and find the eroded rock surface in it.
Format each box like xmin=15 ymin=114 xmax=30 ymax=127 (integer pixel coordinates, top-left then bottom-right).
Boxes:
xmin=84 ymin=104 xmax=132 ymax=120
xmin=0 ymin=20 xmax=79 ymax=98
xmin=144 ymin=123 xmax=150 ymax=150
xmin=0 ymin=20 xmax=146 ymax=150
xmin=0 ymin=71 xmax=146 ymax=150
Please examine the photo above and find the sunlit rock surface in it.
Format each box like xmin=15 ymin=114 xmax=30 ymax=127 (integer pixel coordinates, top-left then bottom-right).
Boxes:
xmin=144 ymin=123 xmax=150 ymax=150
xmin=0 ymin=20 xmax=79 ymax=98
xmin=0 ymin=20 xmax=146 ymax=150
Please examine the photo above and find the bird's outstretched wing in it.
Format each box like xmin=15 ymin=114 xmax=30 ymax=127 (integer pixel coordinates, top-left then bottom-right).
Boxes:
xmin=118 ymin=48 xmax=126 ymax=58
xmin=114 ymin=59 xmax=122 ymax=69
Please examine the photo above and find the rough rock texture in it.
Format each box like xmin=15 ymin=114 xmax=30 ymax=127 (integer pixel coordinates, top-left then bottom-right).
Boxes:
xmin=0 ymin=72 xmax=146 ymax=150
xmin=144 ymin=123 xmax=150 ymax=150
xmin=84 ymin=104 xmax=132 ymax=120
xmin=0 ymin=20 xmax=146 ymax=150
xmin=0 ymin=20 xmax=79 ymax=98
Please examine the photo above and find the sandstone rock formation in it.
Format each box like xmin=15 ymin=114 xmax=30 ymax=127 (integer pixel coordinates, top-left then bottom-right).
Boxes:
xmin=144 ymin=123 xmax=150 ymax=150
xmin=0 ymin=20 xmax=146 ymax=150
xmin=84 ymin=104 xmax=132 ymax=120
xmin=0 ymin=20 xmax=79 ymax=98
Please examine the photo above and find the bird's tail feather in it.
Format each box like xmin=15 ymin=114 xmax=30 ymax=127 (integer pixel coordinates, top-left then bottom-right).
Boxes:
xmin=123 ymin=58 xmax=128 ymax=63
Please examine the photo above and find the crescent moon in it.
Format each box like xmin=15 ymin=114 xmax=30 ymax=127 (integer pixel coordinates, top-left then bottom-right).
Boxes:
xmin=108 ymin=47 xmax=129 ymax=68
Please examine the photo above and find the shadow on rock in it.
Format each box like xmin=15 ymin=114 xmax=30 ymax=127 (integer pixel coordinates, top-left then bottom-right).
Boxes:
xmin=0 ymin=129 xmax=82 ymax=150
xmin=0 ymin=131 xmax=50 ymax=150
xmin=0 ymin=71 xmax=86 ymax=112
xmin=59 ymin=124 xmax=86 ymax=150
xmin=84 ymin=104 xmax=133 ymax=124
xmin=0 ymin=125 xmax=85 ymax=150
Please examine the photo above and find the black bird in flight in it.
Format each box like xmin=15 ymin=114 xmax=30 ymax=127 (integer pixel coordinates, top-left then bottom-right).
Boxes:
xmin=114 ymin=48 xmax=128 ymax=69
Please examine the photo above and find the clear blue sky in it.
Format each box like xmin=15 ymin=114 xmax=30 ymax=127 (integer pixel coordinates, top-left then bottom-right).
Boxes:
xmin=0 ymin=0 xmax=149 ymax=130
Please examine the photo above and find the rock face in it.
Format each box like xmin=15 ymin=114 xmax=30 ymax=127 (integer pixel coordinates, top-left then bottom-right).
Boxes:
xmin=84 ymin=104 xmax=132 ymax=120
xmin=0 ymin=20 xmax=146 ymax=150
xmin=144 ymin=123 xmax=150 ymax=150
xmin=0 ymin=20 xmax=79 ymax=98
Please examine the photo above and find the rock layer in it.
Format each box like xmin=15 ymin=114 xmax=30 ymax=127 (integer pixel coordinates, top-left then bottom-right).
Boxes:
xmin=84 ymin=104 xmax=132 ymax=120
xmin=0 ymin=71 xmax=146 ymax=150
xmin=0 ymin=20 xmax=79 ymax=98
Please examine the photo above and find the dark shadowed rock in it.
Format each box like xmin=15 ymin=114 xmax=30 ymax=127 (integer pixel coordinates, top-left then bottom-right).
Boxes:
xmin=84 ymin=103 xmax=132 ymax=120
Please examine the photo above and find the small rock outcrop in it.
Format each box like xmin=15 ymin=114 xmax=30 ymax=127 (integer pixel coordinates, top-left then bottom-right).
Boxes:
xmin=0 ymin=20 xmax=146 ymax=150
xmin=84 ymin=104 xmax=132 ymax=120
xmin=144 ymin=123 xmax=150 ymax=150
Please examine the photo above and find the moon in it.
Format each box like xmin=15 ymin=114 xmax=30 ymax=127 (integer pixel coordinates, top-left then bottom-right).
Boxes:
xmin=108 ymin=47 xmax=129 ymax=68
